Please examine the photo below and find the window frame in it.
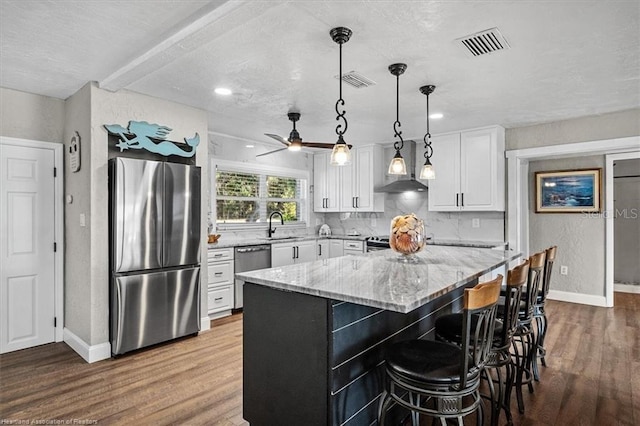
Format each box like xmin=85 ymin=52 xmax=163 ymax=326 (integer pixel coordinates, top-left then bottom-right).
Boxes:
xmin=211 ymin=159 xmax=310 ymax=231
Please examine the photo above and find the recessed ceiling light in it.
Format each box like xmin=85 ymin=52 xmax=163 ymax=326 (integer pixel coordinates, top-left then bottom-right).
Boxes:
xmin=245 ymin=144 xmax=254 ymax=148
xmin=429 ymin=113 xmax=443 ymax=119
xmin=214 ymin=87 xmax=232 ymax=96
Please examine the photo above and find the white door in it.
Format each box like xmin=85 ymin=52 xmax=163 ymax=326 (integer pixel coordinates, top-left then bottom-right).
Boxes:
xmin=460 ymin=128 xmax=496 ymax=209
xmin=0 ymin=144 xmax=56 ymax=353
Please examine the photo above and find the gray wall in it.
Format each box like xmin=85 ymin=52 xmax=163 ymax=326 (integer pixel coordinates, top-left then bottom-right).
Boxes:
xmin=508 ymin=108 xmax=640 ymax=299
xmin=528 ymin=156 xmax=605 ymax=296
xmin=0 ymin=87 xmax=65 ymax=142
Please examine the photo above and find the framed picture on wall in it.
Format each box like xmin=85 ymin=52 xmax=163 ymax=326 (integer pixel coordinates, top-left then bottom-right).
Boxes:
xmin=535 ymin=168 xmax=602 ymax=213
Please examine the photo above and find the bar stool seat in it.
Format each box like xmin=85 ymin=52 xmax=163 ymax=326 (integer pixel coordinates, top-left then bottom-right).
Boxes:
xmin=386 ymin=340 xmax=480 ymax=385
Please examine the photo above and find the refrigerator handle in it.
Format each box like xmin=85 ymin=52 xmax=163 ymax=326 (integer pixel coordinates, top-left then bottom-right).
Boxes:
xmin=114 ymin=280 xmax=125 ymax=354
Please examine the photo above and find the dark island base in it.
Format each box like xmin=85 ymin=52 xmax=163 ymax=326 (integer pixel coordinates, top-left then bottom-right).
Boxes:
xmin=243 ymin=281 xmax=476 ymax=426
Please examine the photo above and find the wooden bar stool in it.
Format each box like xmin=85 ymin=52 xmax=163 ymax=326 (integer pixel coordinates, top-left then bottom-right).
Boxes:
xmin=511 ymin=251 xmax=546 ymax=414
xmin=378 ymin=276 xmax=502 ymax=426
xmin=532 ymin=245 xmax=557 ymax=381
xmin=435 ymin=260 xmax=529 ymax=426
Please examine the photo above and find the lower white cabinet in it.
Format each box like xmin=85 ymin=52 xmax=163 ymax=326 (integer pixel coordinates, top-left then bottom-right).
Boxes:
xmin=317 ymin=240 xmax=329 ymax=260
xmin=207 ymin=247 xmax=234 ymax=319
xmin=343 ymin=240 xmax=365 ymax=256
xmin=271 ymin=240 xmax=316 ymax=267
xmin=329 ymin=239 xmax=344 ymax=258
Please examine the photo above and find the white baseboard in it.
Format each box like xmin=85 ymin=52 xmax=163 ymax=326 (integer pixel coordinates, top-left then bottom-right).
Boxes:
xmin=614 ymin=283 xmax=640 ymax=294
xmin=63 ymin=328 xmax=111 ymax=363
xmin=547 ymin=290 xmax=608 ymax=307
xmin=200 ymin=316 xmax=211 ymax=332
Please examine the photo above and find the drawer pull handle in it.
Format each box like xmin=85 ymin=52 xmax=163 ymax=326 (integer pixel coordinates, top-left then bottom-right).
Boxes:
xmin=214 ymin=272 xmax=223 ymax=276
xmin=214 ymin=297 xmax=223 ymax=302
xmin=213 ymin=253 xmax=224 ymax=257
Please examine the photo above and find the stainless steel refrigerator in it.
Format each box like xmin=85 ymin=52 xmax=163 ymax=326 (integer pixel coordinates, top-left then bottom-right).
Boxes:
xmin=109 ymin=157 xmax=201 ymax=355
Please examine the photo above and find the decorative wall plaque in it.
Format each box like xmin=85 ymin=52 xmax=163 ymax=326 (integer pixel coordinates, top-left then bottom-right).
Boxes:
xmin=104 ymin=121 xmax=199 ymax=158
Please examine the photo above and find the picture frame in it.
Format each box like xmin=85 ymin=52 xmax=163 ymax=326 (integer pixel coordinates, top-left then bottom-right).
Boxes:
xmin=535 ymin=168 xmax=602 ymax=213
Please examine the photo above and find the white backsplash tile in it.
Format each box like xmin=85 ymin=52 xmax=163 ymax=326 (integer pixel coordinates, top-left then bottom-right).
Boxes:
xmin=324 ymin=192 xmax=505 ymax=241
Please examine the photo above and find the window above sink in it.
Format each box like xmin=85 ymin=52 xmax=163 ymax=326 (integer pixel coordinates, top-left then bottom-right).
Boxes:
xmin=212 ymin=159 xmax=310 ymax=231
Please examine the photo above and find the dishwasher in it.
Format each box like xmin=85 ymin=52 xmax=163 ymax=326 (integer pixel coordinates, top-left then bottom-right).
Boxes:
xmin=234 ymin=245 xmax=271 ymax=309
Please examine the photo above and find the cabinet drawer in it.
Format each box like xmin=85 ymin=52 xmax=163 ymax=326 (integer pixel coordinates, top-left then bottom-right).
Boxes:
xmin=208 ymin=261 xmax=233 ymax=285
xmin=343 ymin=240 xmax=364 ymax=251
xmin=208 ymin=247 xmax=233 ymax=262
xmin=208 ymin=285 xmax=233 ymax=314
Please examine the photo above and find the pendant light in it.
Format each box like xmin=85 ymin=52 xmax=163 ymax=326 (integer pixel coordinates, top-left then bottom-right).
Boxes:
xmin=329 ymin=27 xmax=352 ymax=166
xmin=419 ymin=85 xmax=436 ymax=180
xmin=388 ymin=63 xmax=407 ymax=175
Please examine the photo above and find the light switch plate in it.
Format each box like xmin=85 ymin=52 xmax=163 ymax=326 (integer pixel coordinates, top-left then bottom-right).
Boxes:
xmin=80 ymin=213 xmax=86 ymax=227
xmin=472 ymin=218 xmax=480 ymax=228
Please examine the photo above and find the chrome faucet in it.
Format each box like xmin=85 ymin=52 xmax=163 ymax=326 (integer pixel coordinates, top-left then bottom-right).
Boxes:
xmin=268 ymin=211 xmax=284 ymax=238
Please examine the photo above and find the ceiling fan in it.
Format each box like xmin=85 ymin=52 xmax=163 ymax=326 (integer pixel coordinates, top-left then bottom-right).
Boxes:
xmin=257 ymin=112 xmax=351 ymax=157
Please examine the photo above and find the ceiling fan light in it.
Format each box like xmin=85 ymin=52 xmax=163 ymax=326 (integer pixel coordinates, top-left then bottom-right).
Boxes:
xmin=330 ymin=137 xmax=351 ymax=165
xmin=388 ymin=150 xmax=407 ymax=175
xmin=288 ymin=141 xmax=302 ymax=151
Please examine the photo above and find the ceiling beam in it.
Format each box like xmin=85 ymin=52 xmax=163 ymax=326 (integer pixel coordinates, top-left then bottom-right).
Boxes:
xmin=99 ymin=0 xmax=280 ymax=92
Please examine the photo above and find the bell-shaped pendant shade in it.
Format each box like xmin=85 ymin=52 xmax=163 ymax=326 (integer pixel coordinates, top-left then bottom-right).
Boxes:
xmin=419 ymin=162 xmax=435 ymax=180
xmin=388 ymin=150 xmax=407 ymax=175
xmin=330 ymin=138 xmax=352 ymax=165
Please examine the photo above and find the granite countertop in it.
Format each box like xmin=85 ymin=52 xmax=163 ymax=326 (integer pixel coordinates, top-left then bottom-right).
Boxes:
xmin=208 ymin=235 xmax=507 ymax=250
xmin=207 ymin=234 xmax=367 ymax=249
xmin=236 ymin=245 xmax=521 ymax=313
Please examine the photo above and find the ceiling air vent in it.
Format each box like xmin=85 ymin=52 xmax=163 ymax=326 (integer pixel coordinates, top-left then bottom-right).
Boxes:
xmin=336 ymin=71 xmax=376 ymax=88
xmin=457 ymin=27 xmax=510 ymax=57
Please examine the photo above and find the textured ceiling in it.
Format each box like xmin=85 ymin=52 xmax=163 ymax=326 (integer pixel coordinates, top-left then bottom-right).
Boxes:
xmin=1 ymin=0 xmax=639 ymax=147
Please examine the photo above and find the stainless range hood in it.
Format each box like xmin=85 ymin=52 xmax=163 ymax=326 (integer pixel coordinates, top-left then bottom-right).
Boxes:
xmin=376 ymin=140 xmax=429 ymax=193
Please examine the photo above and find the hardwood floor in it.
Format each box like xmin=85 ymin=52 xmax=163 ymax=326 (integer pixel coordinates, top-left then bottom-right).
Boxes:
xmin=1 ymin=294 xmax=638 ymax=425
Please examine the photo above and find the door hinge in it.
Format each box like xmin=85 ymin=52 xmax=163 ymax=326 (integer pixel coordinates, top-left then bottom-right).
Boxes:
xmin=54 ymin=242 xmax=57 ymax=252
xmin=54 ymin=317 xmax=57 ymax=327
xmin=54 ymin=167 xmax=57 ymax=177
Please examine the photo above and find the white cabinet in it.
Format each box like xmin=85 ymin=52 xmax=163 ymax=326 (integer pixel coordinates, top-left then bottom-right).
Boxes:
xmin=271 ymin=240 xmax=316 ymax=267
xmin=339 ymin=145 xmax=385 ymax=212
xmin=314 ymin=153 xmax=340 ymax=212
xmin=329 ymin=239 xmax=344 ymax=258
xmin=343 ymin=240 xmax=365 ymax=256
xmin=207 ymin=247 xmax=234 ymax=319
xmin=428 ymin=126 xmax=505 ymax=212
xmin=314 ymin=145 xmax=384 ymax=213
xmin=317 ymin=240 xmax=329 ymax=260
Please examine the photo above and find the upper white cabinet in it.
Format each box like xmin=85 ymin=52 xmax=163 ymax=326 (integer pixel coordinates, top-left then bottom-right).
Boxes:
xmin=339 ymin=145 xmax=385 ymax=212
xmin=428 ymin=126 xmax=505 ymax=212
xmin=314 ymin=153 xmax=340 ymax=212
xmin=314 ymin=145 xmax=384 ymax=213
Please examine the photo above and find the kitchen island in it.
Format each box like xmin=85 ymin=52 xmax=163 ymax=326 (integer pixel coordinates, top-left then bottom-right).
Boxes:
xmin=237 ymin=245 xmax=520 ymax=426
